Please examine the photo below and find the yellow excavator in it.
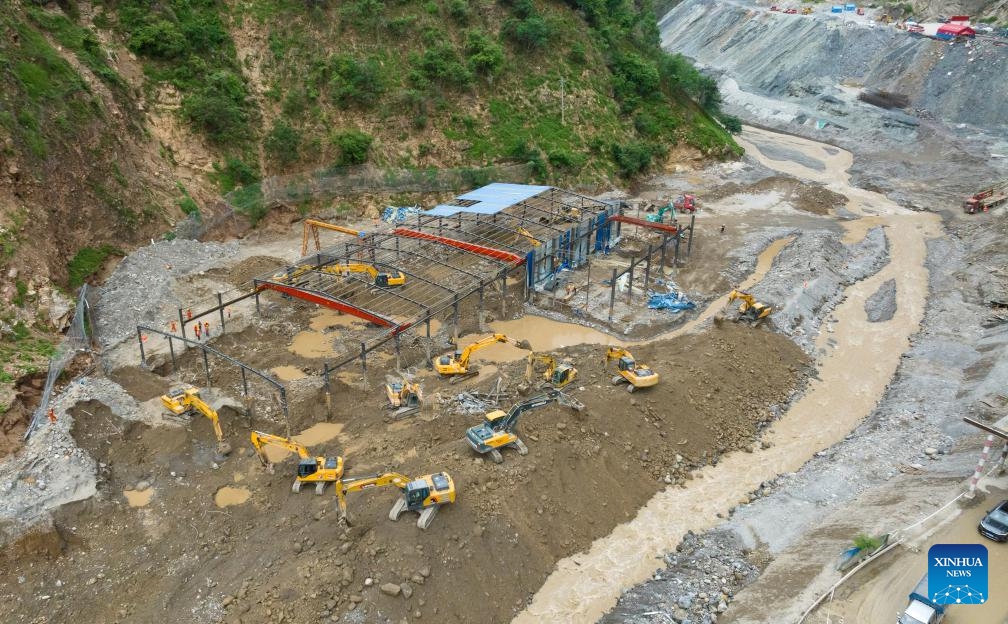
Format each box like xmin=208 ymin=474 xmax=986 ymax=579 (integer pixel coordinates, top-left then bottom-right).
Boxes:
xmin=514 ymin=226 xmax=541 ymax=247
xmin=725 ymin=289 xmax=772 ymax=325
xmin=249 ymin=430 xmax=345 ymax=495
xmin=385 ymin=380 xmax=423 ymax=418
xmin=320 ymin=263 xmax=405 ymax=287
xmin=336 ymin=471 xmax=455 ymax=530
xmin=433 ymin=333 xmax=531 ymax=380
xmin=269 ymin=262 xmax=405 ymax=288
xmin=466 ymin=389 xmax=584 ymax=463
xmin=525 ymin=353 xmax=578 ymax=389
xmin=604 ymin=347 xmax=660 ymax=393
xmin=160 ymin=387 xmax=232 ymax=461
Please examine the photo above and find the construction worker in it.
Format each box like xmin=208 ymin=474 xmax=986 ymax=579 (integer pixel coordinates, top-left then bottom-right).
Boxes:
xmin=720 ymin=224 xmax=725 ymax=234
xmin=194 ymin=323 xmax=202 ymax=341
xmin=203 ymin=321 xmax=210 ymax=339
xmin=186 ymin=308 xmax=193 ymax=320
xmin=170 ymin=320 xmax=177 ymax=333
xmin=48 ymin=408 xmax=56 ymax=424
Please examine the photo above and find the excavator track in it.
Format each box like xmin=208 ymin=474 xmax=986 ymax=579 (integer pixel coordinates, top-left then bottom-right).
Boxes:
xmin=388 ymin=496 xmax=408 ymax=522
xmin=292 ymin=480 xmax=302 ymax=493
xmin=417 ymin=503 xmax=439 ymax=530
xmin=489 ymin=449 xmax=504 ymax=464
xmin=315 ymin=482 xmax=327 ymax=495
xmin=513 ymin=438 xmax=529 ymax=456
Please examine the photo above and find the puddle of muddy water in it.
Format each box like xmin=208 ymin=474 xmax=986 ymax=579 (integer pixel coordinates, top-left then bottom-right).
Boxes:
xmin=214 ymin=486 xmax=251 ymax=507
xmin=260 ymin=422 xmax=345 ymax=464
xmin=513 ymin=127 xmax=940 ymax=623
xmin=309 ymin=309 xmax=365 ymax=332
xmin=271 ymin=365 xmax=306 ymax=382
xmin=289 ymin=330 xmax=338 ymax=359
xmin=123 ymin=488 xmax=153 ymax=507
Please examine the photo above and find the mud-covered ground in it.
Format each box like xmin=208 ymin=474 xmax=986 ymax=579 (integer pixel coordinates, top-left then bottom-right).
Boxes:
xmin=0 ymin=315 xmax=806 ymax=624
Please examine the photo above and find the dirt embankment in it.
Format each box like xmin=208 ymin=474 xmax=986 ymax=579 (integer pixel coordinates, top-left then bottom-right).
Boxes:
xmin=0 ymin=322 xmax=807 ymax=624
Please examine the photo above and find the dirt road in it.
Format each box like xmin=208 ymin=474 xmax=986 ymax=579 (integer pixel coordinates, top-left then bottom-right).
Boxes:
xmin=512 ymin=126 xmax=941 ymax=623
xmin=811 ymin=483 xmax=1008 ymax=624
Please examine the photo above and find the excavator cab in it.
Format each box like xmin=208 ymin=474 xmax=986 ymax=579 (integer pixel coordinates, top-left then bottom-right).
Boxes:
xmin=617 ymin=356 xmax=635 ymax=372
xmin=550 ymin=362 xmax=576 ymax=387
xmin=375 ymin=273 xmax=391 ymax=287
xmin=298 ymin=459 xmax=320 ymax=478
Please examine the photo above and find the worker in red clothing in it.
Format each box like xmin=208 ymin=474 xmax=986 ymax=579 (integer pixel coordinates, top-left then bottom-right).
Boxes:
xmin=170 ymin=320 xmax=177 ymax=333
xmin=48 ymin=408 xmax=56 ymax=424
xmin=186 ymin=308 xmax=193 ymax=320
xmin=194 ymin=323 xmax=202 ymax=341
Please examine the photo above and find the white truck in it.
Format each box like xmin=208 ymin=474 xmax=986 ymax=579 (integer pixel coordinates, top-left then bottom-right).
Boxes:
xmin=898 ymin=573 xmax=946 ymax=624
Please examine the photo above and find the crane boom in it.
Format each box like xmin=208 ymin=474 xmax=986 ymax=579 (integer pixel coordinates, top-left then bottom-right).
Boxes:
xmin=301 ymin=218 xmax=363 ymax=257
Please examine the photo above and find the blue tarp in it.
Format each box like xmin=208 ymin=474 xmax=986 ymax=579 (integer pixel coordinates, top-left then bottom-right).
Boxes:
xmin=844 ymin=3 xmax=855 ymax=10
xmin=647 ymin=291 xmax=696 ymax=311
xmin=831 ymin=5 xmax=843 ymax=12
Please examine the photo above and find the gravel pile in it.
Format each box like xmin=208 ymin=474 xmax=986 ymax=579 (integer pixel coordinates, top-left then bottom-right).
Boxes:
xmin=603 ymin=529 xmax=761 ymax=624
xmin=751 ymin=227 xmax=888 ymax=353
xmin=94 ymin=239 xmax=239 ymax=348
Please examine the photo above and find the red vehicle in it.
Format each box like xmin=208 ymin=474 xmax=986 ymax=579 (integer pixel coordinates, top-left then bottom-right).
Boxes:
xmin=673 ymin=194 xmax=698 ymax=213
xmin=964 ymin=181 xmax=1008 ymax=214
xmin=784 ymin=7 xmax=798 ymax=13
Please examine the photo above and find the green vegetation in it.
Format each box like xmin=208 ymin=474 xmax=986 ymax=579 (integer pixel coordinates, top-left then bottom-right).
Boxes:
xmin=0 ymin=13 xmax=99 ymax=162
xmin=853 ymin=533 xmax=883 ymax=552
xmin=68 ymin=245 xmax=122 ymax=288
xmin=332 ymin=129 xmax=374 ymax=166
xmin=12 ymin=280 xmax=29 ymax=307
xmin=112 ymin=0 xmax=254 ymax=145
xmin=176 ymin=184 xmax=201 ymax=220
xmin=210 ymin=157 xmax=261 ymax=193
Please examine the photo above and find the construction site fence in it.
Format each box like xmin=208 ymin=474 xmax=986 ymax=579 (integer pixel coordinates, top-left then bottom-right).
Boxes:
xmin=25 ymin=285 xmax=91 ymax=440
xmin=223 ymin=163 xmax=532 ymax=223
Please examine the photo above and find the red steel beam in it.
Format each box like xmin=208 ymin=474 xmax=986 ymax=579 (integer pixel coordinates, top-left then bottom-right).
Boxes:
xmin=256 ymin=281 xmax=396 ymax=329
xmin=393 ymin=227 xmax=524 ymax=265
xmin=608 ymin=214 xmax=680 ymax=235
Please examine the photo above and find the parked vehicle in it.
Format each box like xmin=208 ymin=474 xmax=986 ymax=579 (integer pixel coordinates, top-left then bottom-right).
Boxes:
xmin=978 ymin=499 xmax=1008 ymax=542
xmin=898 ymin=574 xmax=945 ymax=624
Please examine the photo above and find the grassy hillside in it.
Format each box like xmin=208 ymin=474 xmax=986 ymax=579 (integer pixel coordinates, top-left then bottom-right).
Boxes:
xmin=106 ymin=0 xmax=739 ymax=184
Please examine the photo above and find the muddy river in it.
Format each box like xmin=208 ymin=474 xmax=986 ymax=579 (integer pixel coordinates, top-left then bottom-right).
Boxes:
xmin=511 ymin=126 xmax=941 ymax=623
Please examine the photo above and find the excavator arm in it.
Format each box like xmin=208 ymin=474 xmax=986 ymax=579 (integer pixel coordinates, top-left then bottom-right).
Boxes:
xmin=458 ymin=333 xmax=530 ymax=368
xmin=335 ymin=472 xmax=411 ymax=520
xmin=249 ymin=430 xmax=312 ymax=468
xmin=161 ymin=388 xmax=231 ymax=457
xmin=318 ymin=263 xmax=406 ymax=287
xmin=525 ymin=353 xmax=557 ymax=384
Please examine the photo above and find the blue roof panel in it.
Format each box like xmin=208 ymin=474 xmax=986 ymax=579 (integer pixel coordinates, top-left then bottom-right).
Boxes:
xmin=424 ymin=183 xmax=552 ymax=218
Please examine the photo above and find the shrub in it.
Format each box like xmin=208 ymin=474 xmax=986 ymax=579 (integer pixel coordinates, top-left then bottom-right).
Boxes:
xmin=547 ymin=149 xmax=586 ymax=172
xmin=411 ymin=43 xmax=473 ymax=89
xmin=265 ymin=121 xmax=302 ymax=165
xmin=611 ymin=141 xmax=656 ymax=176
xmin=180 ymin=71 xmax=251 ymax=144
xmin=331 ymin=129 xmax=373 ymax=165
xmin=211 ymin=157 xmax=260 ymax=193
xmin=465 ymin=31 xmax=505 ymax=78
xmin=127 ymin=20 xmax=188 ymax=59
xmin=611 ymin=52 xmax=661 ymax=103
xmin=502 ymin=15 xmax=554 ymax=50
xmin=447 ymin=0 xmax=470 ymax=23
xmin=328 ymin=55 xmax=385 ymax=108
